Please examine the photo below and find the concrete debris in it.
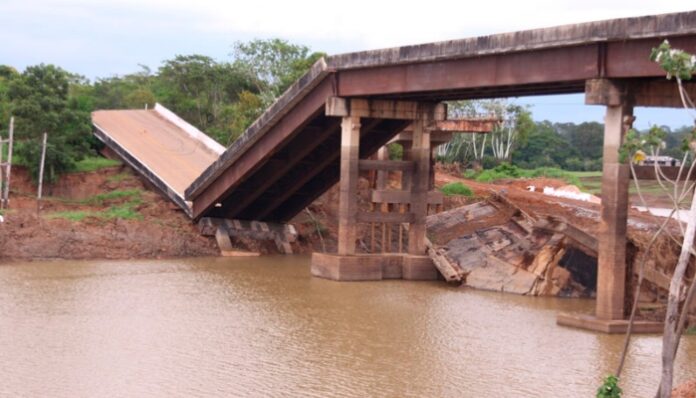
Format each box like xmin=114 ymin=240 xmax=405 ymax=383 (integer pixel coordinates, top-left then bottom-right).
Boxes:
xmin=425 ymin=193 xmax=678 ymax=297
xmin=427 ymin=196 xmax=598 ymax=296
xmin=542 ymin=185 xmax=601 ymax=204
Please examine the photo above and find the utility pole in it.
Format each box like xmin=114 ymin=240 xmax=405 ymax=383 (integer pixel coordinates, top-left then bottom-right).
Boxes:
xmin=1 ymin=117 xmax=14 ymax=209
xmin=37 ymin=132 xmax=47 ymax=214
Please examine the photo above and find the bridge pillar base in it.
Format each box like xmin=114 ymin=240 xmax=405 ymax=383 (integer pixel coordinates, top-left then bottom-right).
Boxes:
xmin=311 ymin=253 xmax=438 ymax=281
xmin=556 ymin=312 xmax=662 ymax=334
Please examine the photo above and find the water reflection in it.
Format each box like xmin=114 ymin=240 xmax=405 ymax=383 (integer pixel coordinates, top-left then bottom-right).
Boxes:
xmin=0 ymin=257 xmax=693 ymax=397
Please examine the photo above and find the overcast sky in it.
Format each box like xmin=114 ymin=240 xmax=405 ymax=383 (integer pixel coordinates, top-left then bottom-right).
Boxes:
xmin=1 ymin=1 xmax=694 ymax=128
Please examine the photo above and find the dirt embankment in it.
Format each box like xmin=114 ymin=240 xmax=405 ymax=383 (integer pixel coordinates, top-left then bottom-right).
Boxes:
xmin=0 ymin=162 xmax=691 ymax=270
xmin=0 ymin=166 xmax=218 ymax=260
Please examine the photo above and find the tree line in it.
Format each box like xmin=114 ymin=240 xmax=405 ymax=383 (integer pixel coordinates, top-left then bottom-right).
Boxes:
xmin=438 ymin=100 xmax=694 ymax=172
xmin=0 ymin=39 xmax=324 ymax=181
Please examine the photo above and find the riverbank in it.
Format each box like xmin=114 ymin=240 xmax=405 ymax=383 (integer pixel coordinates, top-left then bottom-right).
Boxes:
xmin=0 ymin=165 xmax=219 ymax=260
xmin=0 ymin=162 xmax=685 ymax=267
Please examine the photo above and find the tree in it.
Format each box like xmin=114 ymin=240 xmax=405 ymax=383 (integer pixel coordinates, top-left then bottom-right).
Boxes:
xmin=486 ymin=102 xmax=533 ymax=162
xmin=612 ymin=40 xmax=696 ymax=398
xmin=438 ymin=99 xmax=532 ymax=167
xmin=232 ymin=38 xmax=325 ymax=102
xmin=7 ymin=64 xmax=92 ymax=181
xmin=512 ymin=120 xmax=578 ymax=168
xmin=649 ymin=40 xmax=696 ymax=398
xmin=0 ymin=65 xmax=19 ymax=132
xmin=157 ymin=55 xmax=255 ymax=131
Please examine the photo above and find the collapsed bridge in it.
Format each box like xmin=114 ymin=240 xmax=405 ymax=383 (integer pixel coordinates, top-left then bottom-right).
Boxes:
xmin=93 ymin=10 xmax=696 ymax=333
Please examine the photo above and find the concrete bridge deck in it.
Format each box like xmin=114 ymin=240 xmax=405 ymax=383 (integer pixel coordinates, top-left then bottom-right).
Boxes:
xmin=184 ymin=10 xmax=696 ymax=222
xmin=92 ymin=104 xmax=224 ymax=216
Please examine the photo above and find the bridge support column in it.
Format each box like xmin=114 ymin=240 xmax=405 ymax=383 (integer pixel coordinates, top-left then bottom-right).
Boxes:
xmin=558 ymin=79 xmax=662 ymax=333
xmin=337 ymin=115 xmax=361 ymax=255
xmin=408 ymin=112 xmax=431 ymax=255
xmin=596 ymin=103 xmax=632 ymax=320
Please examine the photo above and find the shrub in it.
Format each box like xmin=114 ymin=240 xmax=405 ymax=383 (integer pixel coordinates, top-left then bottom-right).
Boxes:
xmin=440 ymin=182 xmax=473 ymax=196
xmin=474 ymin=163 xmax=583 ymax=186
xmin=462 ymin=169 xmax=479 ymax=179
xmin=596 ymin=374 xmax=622 ymax=398
xmin=475 ymin=163 xmax=523 ymax=182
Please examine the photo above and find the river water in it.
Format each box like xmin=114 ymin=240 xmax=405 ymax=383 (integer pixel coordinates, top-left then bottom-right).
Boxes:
xmin=0 ymin=256 xmax=694 ymax=397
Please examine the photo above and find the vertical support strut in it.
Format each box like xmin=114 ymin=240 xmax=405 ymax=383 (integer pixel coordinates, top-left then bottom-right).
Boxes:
xmin=408 ymin=109 xmax=431 ymax=255
xmin=337 ymin=116 xmax=361 ymax=255
xmin=596 ymin=103 xmax=633 ymax=320
xmin=377 ymin=146 xmax=389 ymax=252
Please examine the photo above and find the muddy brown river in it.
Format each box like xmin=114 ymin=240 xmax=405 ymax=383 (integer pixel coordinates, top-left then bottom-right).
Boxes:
xmin=0 ymin=256 xmax=694 ymax=397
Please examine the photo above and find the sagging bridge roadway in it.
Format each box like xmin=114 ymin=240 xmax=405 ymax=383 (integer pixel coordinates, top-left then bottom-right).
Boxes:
xmin=185 ymin=11 xmax=696 ymax=223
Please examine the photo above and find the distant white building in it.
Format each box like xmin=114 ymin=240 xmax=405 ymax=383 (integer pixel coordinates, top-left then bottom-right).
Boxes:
xmin=640 ymin=155 xmax=681 ymax=167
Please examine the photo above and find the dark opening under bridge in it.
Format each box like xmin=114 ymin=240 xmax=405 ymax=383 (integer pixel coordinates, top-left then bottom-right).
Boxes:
xmin=94 ymin=10 xmax=696 ymax=333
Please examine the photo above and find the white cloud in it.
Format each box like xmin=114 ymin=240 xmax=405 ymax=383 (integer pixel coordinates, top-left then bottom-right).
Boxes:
xmin=1 ymin=0 xmax=694 ymax=127
xmin=3 ymin=1 xmax=695 ymax=54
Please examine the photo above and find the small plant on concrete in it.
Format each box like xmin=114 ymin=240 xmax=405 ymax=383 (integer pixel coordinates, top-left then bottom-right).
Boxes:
xmin=440 ymin=182 xmax=473 ymax=196
xmin=597 ymin=374 xmax=622 ymax=398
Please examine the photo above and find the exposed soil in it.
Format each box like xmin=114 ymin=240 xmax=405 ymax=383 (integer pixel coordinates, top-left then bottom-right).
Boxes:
xmin=673 ymin=380 xmax=696 ymax=398
xmin=0 ymin=162 xmax=690 ymax=273
xmin=0 ymin=166 xmax=218 ymax=260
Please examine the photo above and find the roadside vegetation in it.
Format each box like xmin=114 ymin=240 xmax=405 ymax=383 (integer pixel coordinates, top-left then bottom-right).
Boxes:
xmin=0 ymin=39 xmax=324 ymax=182
xmin=47 ymin=189 xmax=144 ymax=221
xmin=463 ymin=163 xmax=583 ymax=186
xmin=440 ymin=182 xmax=473 ymax=196
xmin=72 ymin=157 xmax=121 ymax=173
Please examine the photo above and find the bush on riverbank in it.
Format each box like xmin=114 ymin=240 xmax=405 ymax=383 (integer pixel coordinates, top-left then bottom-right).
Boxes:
xmin=467 ymin=163 xmax=582 ymax=186
xmin=440 ymin=182 xmax=473 ymax=196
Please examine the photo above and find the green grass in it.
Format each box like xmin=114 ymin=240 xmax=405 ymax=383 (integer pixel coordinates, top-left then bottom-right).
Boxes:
xmin=565 ymin=170 xmax=603 ymax=178
xmin=47 ymin=210 xmax=91 ymax=221
xmin=72 ymin=157 xmax=121 ymax=173
xmin=48 ymin=204 xmax=142 ymax=221
xmin=440 ymin=182 xmax=473 ymax=196
xmin=469 ymin=164 xmax=583 ymax=186
xmin=83 ymin=189 xmax=142 ymax=205
xmin=106 ymin=173 xmax=133 ymax=183
xmin=47 ymin=189 xmax=144 ymax=221
xmin=686 ymin=326 xmax=696 ymax=335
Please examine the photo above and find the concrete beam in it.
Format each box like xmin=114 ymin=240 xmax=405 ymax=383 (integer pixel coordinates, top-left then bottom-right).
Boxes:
xmin=428 ymin=119 xmax=499 ymax=133
xmin=371 ymin=190 xmax=443 ymax=205
xmin=586 ymin=78 xmax=696 ymax=108
xmin=199 ymin=217 xmax=297 ymax=254
xmin=326 ymin=97 xmax=446 ymax=120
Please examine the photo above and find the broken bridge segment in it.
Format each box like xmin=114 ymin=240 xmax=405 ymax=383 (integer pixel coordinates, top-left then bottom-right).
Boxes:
xmin=199 ymin=217 xmax=298 ymax=255
xmin=92 ymin=103 xmax=224 ymax=217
